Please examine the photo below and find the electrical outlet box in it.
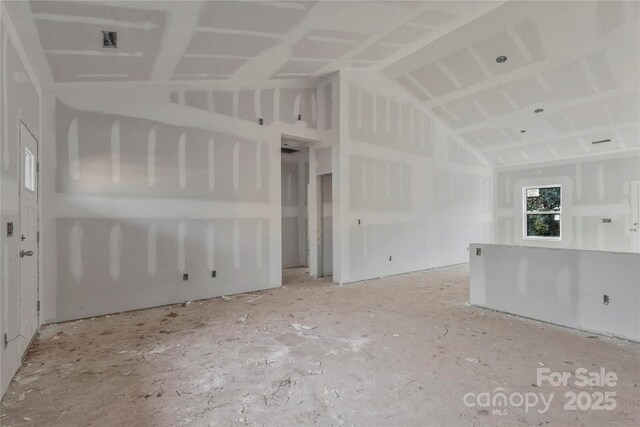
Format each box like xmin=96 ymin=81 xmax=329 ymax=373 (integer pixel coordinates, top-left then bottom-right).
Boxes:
xmin=389 ymin=256 xmax=392 ymax=261
xmin=602 ymin=218 xmax=612 ymax=223
xmin=6 ymin=222 xmax=13 ymax=237
xmin=102 ymin=31 xmax=118 ymax=48
xmin=258 ymin=118 xmax=263 ymax=126
xmin=603 ymin=295 xmax=609 ymax=305
xmin=183 ymin=273 xmax=189 ymax=281
xmin=476 ymin=248 xmax=482 ymax=256
xmin=212 ymin=270 xmax=217 ymax=278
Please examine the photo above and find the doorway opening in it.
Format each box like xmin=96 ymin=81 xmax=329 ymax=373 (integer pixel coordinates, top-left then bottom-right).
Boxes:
xmin=281 ymin=137 xmax=310 ymax=274
xmin=317 ymin=173 xmax=333 ymax=278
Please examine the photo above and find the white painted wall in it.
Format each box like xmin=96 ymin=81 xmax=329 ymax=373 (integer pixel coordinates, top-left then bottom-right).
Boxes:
xmin=338 ymin=70 xmax=493 ymax=284
xmin=470 ymin=243 xmax=640 ymax=342
xmin=495 ymin=154 xmax=640 ymax=252
xmin=0 ymin=6 xmax=43 ymax=397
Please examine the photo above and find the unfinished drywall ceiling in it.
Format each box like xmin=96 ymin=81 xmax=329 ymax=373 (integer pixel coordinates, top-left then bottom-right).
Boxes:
xmin=26 ymin=1 xmax=496 ymax=82
xmin=22 ymin=1 xmax=639 ymax=168
xmin=383 ymin=0 xmax=640 ymax=167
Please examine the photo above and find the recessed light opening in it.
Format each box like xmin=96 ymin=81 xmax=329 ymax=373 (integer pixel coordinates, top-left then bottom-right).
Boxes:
xmin=496 ymin=55 xmax=507 ymax=63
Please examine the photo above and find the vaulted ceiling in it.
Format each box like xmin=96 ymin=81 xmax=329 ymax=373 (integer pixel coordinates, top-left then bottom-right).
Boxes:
xmin=28 ymin=0 xmax=497 ymax=82
xmin=20 ymin=1 xmax=640 ymax=167
xmin=382 ymin=1 xmax=640 ymax=167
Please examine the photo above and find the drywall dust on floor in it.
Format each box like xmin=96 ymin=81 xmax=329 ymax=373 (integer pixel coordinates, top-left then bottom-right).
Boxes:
xmin=1 ymin=265 xmax=639 ymax=426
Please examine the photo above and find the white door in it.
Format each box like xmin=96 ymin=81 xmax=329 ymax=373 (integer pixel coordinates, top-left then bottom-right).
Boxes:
xmin=19 ymin=122 xmax=39 ymax=353
xmin=631 ymin=181 xmax=640 ymax=252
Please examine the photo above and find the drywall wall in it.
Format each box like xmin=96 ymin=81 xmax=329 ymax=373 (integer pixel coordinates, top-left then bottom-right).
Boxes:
xmin=470 ymin=243 xmax=640 ymax=341
xmin=338 ymin=70 xmax=493 ymax=283
xmin=495 ymin=154 xmax=640 ymax=252
xmin=306 ymin=75 xmax=340 ymax=281
xmin=0 ymin=12 xmax=42 ymax=396
xmin=44 ymin=78 xmax=334 ymax=323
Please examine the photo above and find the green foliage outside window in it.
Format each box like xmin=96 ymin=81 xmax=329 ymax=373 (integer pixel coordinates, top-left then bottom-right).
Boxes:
xmin=525 ymin=186 xmax=561 ymax=238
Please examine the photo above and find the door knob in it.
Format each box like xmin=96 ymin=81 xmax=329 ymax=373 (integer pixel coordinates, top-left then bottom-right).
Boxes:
xmin=20 ymin=250 xmax=33 ymax=258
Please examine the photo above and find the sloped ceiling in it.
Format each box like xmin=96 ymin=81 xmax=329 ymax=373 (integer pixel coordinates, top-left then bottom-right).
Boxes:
xmin=27 ymin=0 xmax=496 ymax=82
xmin=382 ymin=1 xmax=640 ymax=167
xmin=20 ymin=0 xmax=640 ymax=166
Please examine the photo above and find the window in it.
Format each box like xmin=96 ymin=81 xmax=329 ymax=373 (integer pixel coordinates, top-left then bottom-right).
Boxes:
xmin=524 ymin=185 xmax=561 ymax=239
xmin=24 ymin=147 xmax=35 ymax=191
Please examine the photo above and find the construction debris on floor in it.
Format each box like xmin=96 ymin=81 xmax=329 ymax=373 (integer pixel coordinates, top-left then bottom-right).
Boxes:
xmin=1 ymin=265 xmax=638 ymax=426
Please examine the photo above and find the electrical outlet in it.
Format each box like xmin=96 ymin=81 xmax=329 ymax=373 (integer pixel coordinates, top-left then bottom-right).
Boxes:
xmin=603 ymin=295 xmax=609 ymax=305
xmin=476 ymin=248 xmax=482 ymax=256
xmin=297 ymin=114 xmax=302 ymax=121
xmin=389 ymin=256 xmax=392 ymax=261
xmin=212 ymin=270 xmax=217 ymax=278
xmin=357 ymin=219 xmax=361 ymax=225
xmin=183 ymin=273 xmax=189 ymax=281
xmin=258 ymin=118 xmax=264 ymax=126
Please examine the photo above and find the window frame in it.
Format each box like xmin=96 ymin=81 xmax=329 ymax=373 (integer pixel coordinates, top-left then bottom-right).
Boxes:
xmin=522 ymin=184 xmax=562 ymax=241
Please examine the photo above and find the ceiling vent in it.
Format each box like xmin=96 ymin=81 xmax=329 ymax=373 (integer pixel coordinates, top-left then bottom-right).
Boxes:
xmin=102 ymin=31 xmax=117 ymax=48
xmin=591 ymin=139 xmax=611 ymax=145
xmin=281 ymin=147 xmax=299 ymax=154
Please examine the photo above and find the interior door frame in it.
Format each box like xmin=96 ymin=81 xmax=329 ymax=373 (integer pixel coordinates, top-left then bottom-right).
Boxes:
xmin=278 ymin=130 xmax=322 ymax=282
xmin=18 ymin=119 xmax=40 ymax=336
xmin=316 ymin=174 xmax=324 ymax=277
xmin=631 ymin=180 xmax=640 ymax=252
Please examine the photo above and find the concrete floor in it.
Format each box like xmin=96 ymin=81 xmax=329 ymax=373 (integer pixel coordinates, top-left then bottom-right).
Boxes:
xmin=1 ymin=265 xmax=638 ymax=426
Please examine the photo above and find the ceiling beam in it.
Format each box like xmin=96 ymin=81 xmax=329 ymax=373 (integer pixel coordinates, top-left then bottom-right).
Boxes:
xmin=2 ymin=1 xmax=54 ymax=90
xmin=148 ymin=2 xmax=202 ymax=82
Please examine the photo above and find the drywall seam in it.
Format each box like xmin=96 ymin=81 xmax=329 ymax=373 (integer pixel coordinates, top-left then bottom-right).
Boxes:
xmin=377 ymin=72 xmax=492 ymax=167
xmin=0 ymin=2 xmax=43 ymax=96
xmin=495 ymin=150 xmax=640 ymax=172
xmin=54 ymin=77 xmax=322 ymax=92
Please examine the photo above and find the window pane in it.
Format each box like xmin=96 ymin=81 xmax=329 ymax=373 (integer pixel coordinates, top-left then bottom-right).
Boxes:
xmin=24 ymin=147 xmax=35 ymax=191
xmin=526 ymin=186 xmax=560 ymax=212
xmin=527 ymin=214 xmax=560 ymax=237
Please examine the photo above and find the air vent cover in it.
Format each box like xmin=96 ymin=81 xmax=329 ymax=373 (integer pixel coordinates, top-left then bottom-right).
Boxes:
xmin=281 ymin=147 xmax=299 ymax=154
xmin=102 ymin=31 xmax=117 ymax=48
